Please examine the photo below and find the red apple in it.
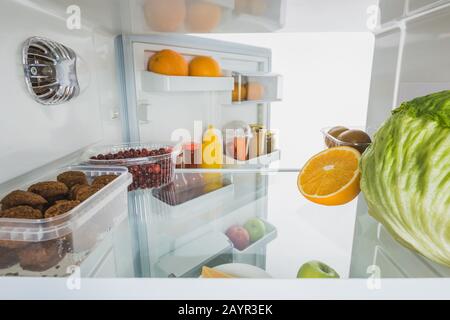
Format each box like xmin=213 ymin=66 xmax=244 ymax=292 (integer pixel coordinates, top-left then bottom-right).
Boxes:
xmin=225 ymin=225 xmax=250 ymax=250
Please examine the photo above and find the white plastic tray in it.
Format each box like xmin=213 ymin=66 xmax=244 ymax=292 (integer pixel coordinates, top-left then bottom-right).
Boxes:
xmin=224 ymin=150 xmax=280 ymax=168
xmin=141 ymin=71 xmax=234 ymax=92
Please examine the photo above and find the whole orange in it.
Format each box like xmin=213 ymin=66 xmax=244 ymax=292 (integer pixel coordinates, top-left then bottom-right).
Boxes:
xmin=189 ymin=56 xmax=222 ymax=77
xmin=186 ymin=1 xmax=222 ymax=33
xmin=143 ymin=0 xmax=186 ymax=32
xmin=148 ymin=49 xmax=189 ymax=76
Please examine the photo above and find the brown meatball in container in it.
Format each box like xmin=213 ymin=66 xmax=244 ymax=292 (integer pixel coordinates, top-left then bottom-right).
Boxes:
xmin=28 ymin=181 xmax=69 ymax=204
xmin=18 ymin=239 xmax=66 ymax=272
xmin=44 ymin=200 xmax=80 ymax=218
xmin=0 ymin=206 xmax=43 ymax=219
xmin=57 ymin=171 xmax=88 ymax=189
xmin=75 ymin=185 xmax=102 ymax=202
xmin=1 ymin=190 xmax=48 ymax=211
xmin=92 ymin=174 xmax=118 ymax=187
xmin=0 ymin=246 xmax=19 ymax=269
xmin=0 ymin=206 xmax=43 ymax=251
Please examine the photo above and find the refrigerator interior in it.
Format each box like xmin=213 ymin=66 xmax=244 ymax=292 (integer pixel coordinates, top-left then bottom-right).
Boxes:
xmin=0 ymin=0 xmax=448 ymax=283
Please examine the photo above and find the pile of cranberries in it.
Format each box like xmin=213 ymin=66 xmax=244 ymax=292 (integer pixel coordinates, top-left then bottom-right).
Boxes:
xmin=90 ymin=147 xmax=175 ymax=191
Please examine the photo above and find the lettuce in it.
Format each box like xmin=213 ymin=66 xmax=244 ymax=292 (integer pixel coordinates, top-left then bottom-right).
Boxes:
xmin=360 ymin=90 xmax=450 ymax=267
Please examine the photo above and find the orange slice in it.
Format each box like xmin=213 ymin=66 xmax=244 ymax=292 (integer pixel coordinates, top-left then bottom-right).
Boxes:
xmin=201 ymin=266 xmax=234 ymax=278
xmin=297 ymin=146 xmax=361 ymax=206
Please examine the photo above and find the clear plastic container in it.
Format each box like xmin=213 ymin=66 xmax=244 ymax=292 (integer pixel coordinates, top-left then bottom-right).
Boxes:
xmin=152 ymin=173 xmax=233 ymax=208
xmin=0 ymin=165 xmax=132 ymax=277
xmin=227 ymin=71 xmax=282 ymax=103
xmin=321 ymin=126 xmax=372 ymax=154
xmin=222 ymin=121 xmax=253 ymax=161
xmin=85 ymin=143 xmax=181 ymax=191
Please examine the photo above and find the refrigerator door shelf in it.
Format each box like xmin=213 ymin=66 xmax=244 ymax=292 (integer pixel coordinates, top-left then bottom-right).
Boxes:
xmin=230 ymin=219 xmax=277 ymax=256
xmin=224 ymin=149 xmax=281 ymax=168
xmin=140 ymin=71 xmax=234 ymax=92
xmin=155 ymin=232 xmax=233 ymax=278
xmin=225 ymin=71 xmax=283 ymax=104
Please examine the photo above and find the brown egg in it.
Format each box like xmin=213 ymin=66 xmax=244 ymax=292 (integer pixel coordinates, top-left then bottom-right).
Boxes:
xmin=325 ymin=126 xmax=349 ymax=148
xmin=337 ymin=129 xmax=372 ymax=153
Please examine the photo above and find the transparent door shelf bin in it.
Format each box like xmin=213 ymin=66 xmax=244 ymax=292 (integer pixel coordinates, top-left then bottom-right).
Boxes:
xmin=0 ymin=165 xmax=132 ymax=277
xmin=227 ymin=71 xmax=282 ymax=104
xmin=224 ymin=149 xmax=281 ymax=167
xmin=140 ymin=71 xmax=234 ymax=92
xmin=228 ymin=219 xmax=277 ymax=256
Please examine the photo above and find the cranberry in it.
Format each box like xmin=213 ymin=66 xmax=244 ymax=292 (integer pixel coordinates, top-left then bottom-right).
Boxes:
xmin=153 ymin=164 xmax=161 ymax=174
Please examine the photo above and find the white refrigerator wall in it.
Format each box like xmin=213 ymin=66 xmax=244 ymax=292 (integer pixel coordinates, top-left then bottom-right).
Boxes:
xmin=0 ymin=0 xmax=123 ymax=186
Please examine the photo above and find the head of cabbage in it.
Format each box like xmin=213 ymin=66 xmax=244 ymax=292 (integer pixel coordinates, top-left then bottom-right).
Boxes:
xmin=360 ymin=90 xmax=450 ymax=267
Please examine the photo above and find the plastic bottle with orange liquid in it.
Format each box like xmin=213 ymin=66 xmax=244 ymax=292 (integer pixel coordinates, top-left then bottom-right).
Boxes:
xmin=202 ymin=125 xmax=224 ymax=192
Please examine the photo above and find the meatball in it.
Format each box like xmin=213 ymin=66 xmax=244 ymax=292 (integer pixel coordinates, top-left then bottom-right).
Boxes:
xmin=0 ymin=240 xmax=28 ymax=250
xmin=0 ymin=206 xmax=43 ymax=219
xmin=57 ymin=171 xmax=88 ymax=189
xmin=18 ymin=239 xmax=66 ymax=272
xmin=1 ymin=190 xmax=47 ymax=211
xmin=44 ymin=200 xmax=80 ymax=218
xmin=92 ymin=174 xmax=118 ymax=187
xmin=28 ymin=181 xmax=68 ymax=204
xmin=69 ymin=184 xmax=89 ymax=200
xmin=75 ymin=185 xmax=102 ymax=202
xmin=0 ymin=246 xmax=19 ymax=269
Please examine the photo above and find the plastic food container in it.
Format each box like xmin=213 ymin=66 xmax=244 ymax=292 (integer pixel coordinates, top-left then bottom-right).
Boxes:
xmin=179 ymin=142 xmax=202 ymax=169
xmin=222 ymin=121 xmax=253 ymax=162
xmin=321 ymin=126 xmax=372 ymax=154
xmin=0 ymin=165 xmax=132 ymax=277
xmin=85 ymin=143 xmax=181 ymax=191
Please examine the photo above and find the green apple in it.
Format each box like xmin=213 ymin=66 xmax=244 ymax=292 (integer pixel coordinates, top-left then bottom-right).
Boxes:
xmin=243 ymin=218 xmax=266 ymax=243
xmin=297 ymin=260 xmax=340 ymax=279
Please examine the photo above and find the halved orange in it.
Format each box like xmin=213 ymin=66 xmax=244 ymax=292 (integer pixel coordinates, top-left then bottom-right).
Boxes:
xmin=297 ymin=146 xmax=361 ymax=206
xmin=201 ymin=266 xmax=234 ymax=278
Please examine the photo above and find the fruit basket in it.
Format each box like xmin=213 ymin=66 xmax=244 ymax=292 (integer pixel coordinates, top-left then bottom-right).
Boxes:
xmin=224 ymin=218 xmax=277 ymax=258
xmin=0 ymin=165 xmax=132 ymax=277
xmin=85 ymin=143 xmax=181 ymax=191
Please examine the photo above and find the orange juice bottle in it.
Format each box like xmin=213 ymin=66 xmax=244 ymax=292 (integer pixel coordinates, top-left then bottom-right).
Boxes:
xmin=202 ymin=125 xmax=223 ymax=192
xmin=202 ymin=125 xmax=223 ymax=169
